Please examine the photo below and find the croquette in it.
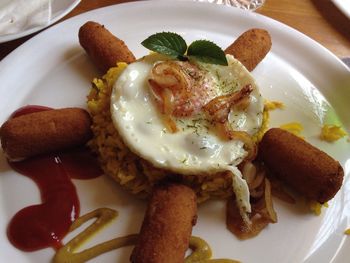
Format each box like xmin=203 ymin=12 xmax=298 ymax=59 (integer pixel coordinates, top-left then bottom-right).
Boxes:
xmin=259 ymin=128 xmax=343 ymax=203
xmin=225 ymin=28 xmax=272 ymax=71
xmin=0 ymin=108 xmax=92 ymax=160
xmin=130 ymin=183 xmax=197 ymax=263
xmin=79 ymin=21 xmax=136 ymax=72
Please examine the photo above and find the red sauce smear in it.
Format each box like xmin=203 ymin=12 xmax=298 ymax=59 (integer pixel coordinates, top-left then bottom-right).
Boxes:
xmin=10 ymin=105 xmax=52 ymax=117
xmin=6 ymin=105 xmax=102 ymax=251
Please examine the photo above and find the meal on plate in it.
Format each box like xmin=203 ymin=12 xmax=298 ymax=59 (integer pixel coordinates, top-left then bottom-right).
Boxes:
xmin=80 ymin=21 xmax=344 ymax=261
xmin=0 ymin=20 xmax=345 ymax=263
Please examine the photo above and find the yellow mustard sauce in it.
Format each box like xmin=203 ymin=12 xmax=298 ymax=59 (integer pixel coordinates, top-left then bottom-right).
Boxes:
xmin=186 ymin=236 xmax=240 ymax=263
xmin=53 ymin=208 xmax=239 ymax=263
xmin=53 ymin=208 xmax=138 ymax=263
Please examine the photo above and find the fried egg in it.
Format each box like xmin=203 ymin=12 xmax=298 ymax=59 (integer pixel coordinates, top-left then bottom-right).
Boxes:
xmin=110 ymin=53 xmax=264 ymax=215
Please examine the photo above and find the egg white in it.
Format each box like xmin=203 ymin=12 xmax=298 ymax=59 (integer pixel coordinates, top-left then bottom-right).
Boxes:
xmin=110 ymin=53 xmax=264 ymax=213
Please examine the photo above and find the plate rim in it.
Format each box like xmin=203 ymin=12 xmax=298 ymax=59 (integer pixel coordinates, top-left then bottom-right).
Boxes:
xmin=331 ymin=0 xmax=350 ymax=19
xmin=0 ymin=0 xmax=81 ymax=43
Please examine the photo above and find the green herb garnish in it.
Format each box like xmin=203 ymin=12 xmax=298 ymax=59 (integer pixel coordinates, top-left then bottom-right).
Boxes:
xmin=141 ymin=32 xmax=228 ymax=66
xmin=187 ymin=40 xmax=228 ymax=65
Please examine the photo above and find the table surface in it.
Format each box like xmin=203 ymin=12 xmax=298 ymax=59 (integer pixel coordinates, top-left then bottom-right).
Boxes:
xmin=0 ymin=0 xmax=349 ymax=61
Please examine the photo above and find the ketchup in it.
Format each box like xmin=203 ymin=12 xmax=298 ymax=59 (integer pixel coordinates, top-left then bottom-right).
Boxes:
xmin=10 ymin=105 xmax=52 ymax=118
xmin=6 ymin=105 xmax=102 ymax=251
xmin=8 ymin=156 xmax=79 ymax=251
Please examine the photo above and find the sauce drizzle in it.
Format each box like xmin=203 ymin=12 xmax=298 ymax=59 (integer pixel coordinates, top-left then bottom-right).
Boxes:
xmin=6 ymin=105 xmax=102 ymax=251
xmin=53 ymin=208 xmax=239 ymax=263
xmin=8 ymin=155 xmax=80 ymax=251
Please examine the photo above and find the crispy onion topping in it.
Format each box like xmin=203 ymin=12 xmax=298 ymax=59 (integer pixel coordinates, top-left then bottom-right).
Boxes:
xmin=203 ymin=84 xmax=253 ymax=124
xmin=203 ymin=84 xmax=257 ymax=160
xmin=227 ymin=162 xmax=278 ymax=239
xmin=149 ymin=62 xmax=257 ymax=162
xmin=149 ymin=61 xmax=216 ymax=118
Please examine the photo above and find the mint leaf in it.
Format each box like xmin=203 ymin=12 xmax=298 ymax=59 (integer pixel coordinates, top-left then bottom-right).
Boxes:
xmin=187 ymin=40 xmax=228 ymax=66
xmin=141 ymin=32 xmax=187 ymax=59
xmin=141 ymin=33 xmax=228 ymax=66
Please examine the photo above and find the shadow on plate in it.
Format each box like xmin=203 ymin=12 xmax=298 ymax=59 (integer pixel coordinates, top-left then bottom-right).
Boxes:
xmin=0 ymin=151 xmax=11 ymax=173
xmin=63 ymin=46 xmax=100 ymax=81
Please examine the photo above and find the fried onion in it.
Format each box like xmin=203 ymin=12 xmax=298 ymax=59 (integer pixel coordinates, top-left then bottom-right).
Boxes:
xmin=227 ymin=162 xmax=278 ymax=239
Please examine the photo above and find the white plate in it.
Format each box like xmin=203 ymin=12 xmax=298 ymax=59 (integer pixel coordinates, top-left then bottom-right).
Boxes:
xmin=331 ymin=0 xmax=350 ymax=19
xmin=0 ymin=1 xmax=350 ymax=262
xmin=0 ymin=0 xmax=81 ymax=43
